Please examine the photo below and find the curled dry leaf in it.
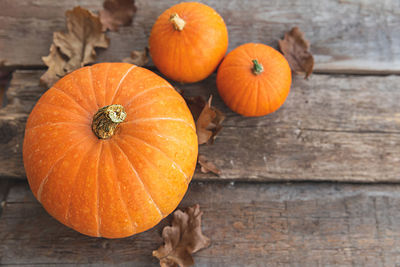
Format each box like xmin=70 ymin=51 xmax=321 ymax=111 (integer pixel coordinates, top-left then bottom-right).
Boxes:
xmin=278 ymin=26 xmax=314 ymax=79
xmin=183 ymin=96 xmax=223 ymax=176
xmin=197 ymin=96 xmax=225 ymax=145
xmin=99 ymin=0 xmax=137 ymax=32
xmin=198 ymin=154 xmax=221 ymax=176
xmin=122 ymin=47 xmax=149 ymax=66
xmin=40 ymin=44 xmax=67 ymax=88
xmin=54 ymin=7 xmax=109 ymax=73
xmin=184 ymin=95 xmax=206 ymax=121
xmin=185 ymin=95 xmax=225 ymax=145
xmin=153 ymin=204 xmax=211 ymax=267
xmin=40 ymin=6 xmax=109 ymax=88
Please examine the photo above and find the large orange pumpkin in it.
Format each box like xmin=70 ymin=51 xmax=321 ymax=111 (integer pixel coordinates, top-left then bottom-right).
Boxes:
xmin=149 ymin=2 xmax=228 ymax=83
xmin=23 ymin=63 xmax=198 ymax=238
xmin=216 ymin=43 xmax=292 ymax=117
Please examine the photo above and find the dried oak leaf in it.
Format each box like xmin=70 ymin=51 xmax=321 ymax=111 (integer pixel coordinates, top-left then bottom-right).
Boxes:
xmin=153 ymin=204 xmax=211 ymax=267
xmin=99 ymin=0 xmax=137 ymax=31
xmin=198 ymin=154 xmax=221 ymax=176
xmin=122 ymin=47 xmax=149 ymax=66
xmin=54 ymin=7 xmax=109 ymax=72
xmin=40 ymin=44 xmax=67 ymax=87
xmin=41 ymin=6 xmax=109 ymax=88
xmin=278 ymin=26 xmax=314 ymax=78
xmin=186 ymin=95 xmax=225 ymax=145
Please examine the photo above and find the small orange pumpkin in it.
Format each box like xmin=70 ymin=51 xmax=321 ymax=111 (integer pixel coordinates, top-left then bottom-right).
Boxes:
xmin=149 ymin=2 xmax=228 ymax=83
xmin=23 ymin=63 xmax=198 ymax=238
xmin=216 ymin=43 xmax=292 ymax=117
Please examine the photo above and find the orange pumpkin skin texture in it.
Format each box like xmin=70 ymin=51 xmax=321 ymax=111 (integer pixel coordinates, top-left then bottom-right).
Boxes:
xmin=216 ymin=43 xmax=292 ymax=117
xmin=149 ymin=2 xmax=228 ymax=83
xmin=23 ymin=63 xmax=198 ymax=238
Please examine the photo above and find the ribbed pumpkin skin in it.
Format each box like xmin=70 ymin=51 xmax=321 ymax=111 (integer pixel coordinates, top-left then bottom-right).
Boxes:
xmin=23 ymin=63 xmax=198 ymax=238
xmin=216 ymin=43 xmax=292 ymax=117
xmin=149 ymin=2 xmax=228 ymax=83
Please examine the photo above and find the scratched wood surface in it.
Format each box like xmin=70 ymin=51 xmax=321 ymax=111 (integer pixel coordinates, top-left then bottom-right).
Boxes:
xmin=2 ymin=181 xmax=400 ymax=266
xmin=0 ymin=0 xmax=399 ymax=74
xmin=1 ymin=70 xmax=399 ymax=182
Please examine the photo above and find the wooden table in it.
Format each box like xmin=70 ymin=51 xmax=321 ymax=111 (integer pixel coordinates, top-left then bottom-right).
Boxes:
xmin=1 ymin=0 xmax=400 ymax=266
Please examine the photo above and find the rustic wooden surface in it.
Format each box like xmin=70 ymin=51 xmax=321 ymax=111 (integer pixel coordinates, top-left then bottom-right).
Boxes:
xmin=2 ymin=181 xmax=400 ymax=266
xmin=1 ymin=0 xmax=400 ymax=265
xmin=1 ymin=70 xmax=399 ymax=182
xmin=0 ymin=0 xmax=400 ymax=74
xmin=0 ymin=180 xmax=11 ymax=218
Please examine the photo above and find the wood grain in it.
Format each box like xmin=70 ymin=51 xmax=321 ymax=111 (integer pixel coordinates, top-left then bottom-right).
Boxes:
xmin=0 ymin=71 xmax=45 ymax=178
xmin=0 ymin=0 xmax=399 ymax=74
xmin=0 ymin=180 xmax=12 ymax=218
xmin=2 ymin=181 xmax=400 ymax=266
xmin=1 ymin=70 xmax=399 ymax=182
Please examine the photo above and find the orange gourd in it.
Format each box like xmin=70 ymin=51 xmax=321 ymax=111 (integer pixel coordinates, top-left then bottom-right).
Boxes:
xmin=23 ymin=63 xmax=198 ymax=238
xmin=149 ymin=2 xmax=228 ymax=83
xmin=216 ymin=43 xmax=292 ymax=117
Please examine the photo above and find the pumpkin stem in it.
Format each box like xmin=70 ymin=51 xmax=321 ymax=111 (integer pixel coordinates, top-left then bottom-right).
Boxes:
xmin=170 ymin=13 xmax=186 ymax=31
xmin=252 ymin=59 xmax=264 ymax=75
xmin=92 ymin=104 xmax=127 ymax=139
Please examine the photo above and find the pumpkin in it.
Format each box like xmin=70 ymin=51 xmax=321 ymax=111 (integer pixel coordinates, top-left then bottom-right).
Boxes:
xmin=23 ymin=63 xmax=198 ymax=238
xmin=149 ymin=2 xmax=228 ymax=83
xmin=216 ymin=43 xmax=292 ymax=117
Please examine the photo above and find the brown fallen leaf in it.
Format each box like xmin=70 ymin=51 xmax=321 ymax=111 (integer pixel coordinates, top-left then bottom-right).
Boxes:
xmin=185 ymin=95 xmax=225 ymax=145
xmin=198 ymin=154 xmax=221 ymax=176
xmin=278 ymin=26 xmax=314 ymax=78
xmin=184 ymin=95 xmax=206 ymax=121
xmin=99 ymin=0 xmax=137 ymax=32
xmin=54 ymin=7 xmax=110 ymax=73
xmin=41 ymin=6 xmax=109 ymax=88
xmin=122 ymin=47 xmax=149 ymax=66
xmin=40 ymin=44 xmax=68 ymax=87
xmin=153 ymin=204 xmax=211 ymax=267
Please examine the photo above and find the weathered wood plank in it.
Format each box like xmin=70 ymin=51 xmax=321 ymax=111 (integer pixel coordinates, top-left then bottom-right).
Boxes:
xmin=0 ymin=0 xmax=399 ymax=73
xmin=0 ymin=180 xmax=12 ymax=218
xmin=2 ymin=181 xmax=400 ymax=266
xmin=0 ymin=71 xmax=45 ymax=179
xmin=1 ymin=70 xmax=400 ymax=182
